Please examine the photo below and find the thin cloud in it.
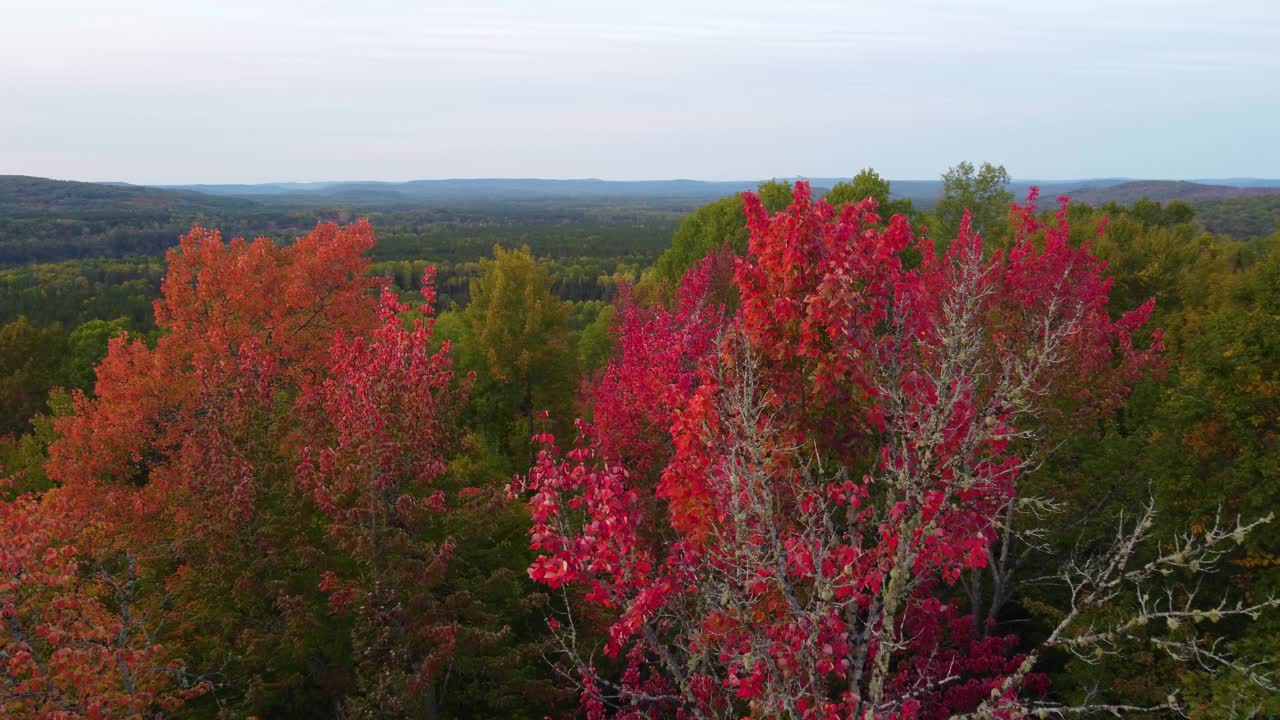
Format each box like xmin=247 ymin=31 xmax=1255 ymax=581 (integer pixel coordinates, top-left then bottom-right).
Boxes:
xmin=1 ymin=0 xmax=1276 ymax=182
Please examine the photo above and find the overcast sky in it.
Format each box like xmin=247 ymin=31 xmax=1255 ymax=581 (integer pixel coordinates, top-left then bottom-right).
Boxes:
xmin=2 ymin=0 xmax=1277 ymax=183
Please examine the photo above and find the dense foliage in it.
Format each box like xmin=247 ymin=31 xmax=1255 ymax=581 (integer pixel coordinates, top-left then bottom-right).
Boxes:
xmin=516 ymin=183 xmax=1181 ymax=719
xmin=0 ymin=176 xmax=682 ymax=266
xmin=1192 ymin=194 xmax=1280 ymax=240
xmin=1 ymin=166 xmax=1279 ymax=719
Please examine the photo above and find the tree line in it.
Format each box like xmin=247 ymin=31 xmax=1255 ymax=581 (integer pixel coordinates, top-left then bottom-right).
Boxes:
xmin=1 ymin=166 xmax=1278 ymax=718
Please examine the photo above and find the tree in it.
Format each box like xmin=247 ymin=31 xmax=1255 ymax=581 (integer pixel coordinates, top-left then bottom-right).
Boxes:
xmin=0 ymin=314 xmax=131 ymax=439
xmin=1099 ymin=197 xmax=1197 ymax=229
xmin=45 ymin=222 xmax=385 ymax=716
xmin=937 ymin=162 xmax=1014 ymax=241
xmin=824 ymin=168 xmax=916 ymax=221
xmin=48 ymin=220 xmax=383 ymax=546
xmin=453 ymin=245 xmax=574 ymax=470
xmin=1026 ymin=213 xmax=1280 ymax=715
xmin=1132 ymin=238 xmax=1280 ymax=716
xmin=587 ymin=251 xmax=733 ymax=478
xmin=651 ymin=180 xmax=793 ymax=289
xmin=575 ymin=304 xmax=616 ymax=376
xmin=42 ymin=223 xmax=570 ymax=718
xmin=61 ymin=317 xmax=132 ymax=392
xmin=0 ymin=389 xmax=71 ymax=497
xmin=516 ymin=183 xmax=1276 ymax=719
xmin=0 ymin=489 xmax=209 ymax=718
xmin=294 ymin=272 xmax=515 ymax=718
xmin=37 ymin=221 xmax=576 ymax=712
xmin=0 ymin=316 xmax=66 ymax=436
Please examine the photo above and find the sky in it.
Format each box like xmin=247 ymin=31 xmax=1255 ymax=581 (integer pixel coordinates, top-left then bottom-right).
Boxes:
xmin=1 ymin=0 xmax=1277 ymax=184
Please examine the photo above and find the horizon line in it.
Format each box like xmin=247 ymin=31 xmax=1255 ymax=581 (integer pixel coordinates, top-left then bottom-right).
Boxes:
xmin=69 ymin=175 xmax=1280 ymax=187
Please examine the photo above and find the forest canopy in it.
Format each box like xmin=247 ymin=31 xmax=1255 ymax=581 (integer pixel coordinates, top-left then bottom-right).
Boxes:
xmin=1 ymin=167 xmax=1279 ymax=719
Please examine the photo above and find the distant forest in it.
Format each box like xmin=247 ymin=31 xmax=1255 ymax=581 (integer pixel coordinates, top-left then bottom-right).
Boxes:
xmin=3 ymin=174 xmax=1279 ymax=266
xmin=2 ymin=165 xmax=1280 ymax=719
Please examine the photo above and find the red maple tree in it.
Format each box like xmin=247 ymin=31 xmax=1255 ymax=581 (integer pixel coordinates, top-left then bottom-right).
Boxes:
xmin=294 ymin=270 xmax=478 ymax=714
xmin=516 ymin=183 xmax=1167 ymax=719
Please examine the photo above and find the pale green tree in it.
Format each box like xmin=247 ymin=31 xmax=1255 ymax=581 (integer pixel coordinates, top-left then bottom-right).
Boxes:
xmin=936 ymin=161 xmax=1013 ymax=240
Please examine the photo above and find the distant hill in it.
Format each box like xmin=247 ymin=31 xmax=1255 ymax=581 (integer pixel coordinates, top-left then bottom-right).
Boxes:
xmin=5 ymin=174 xmax=1279 ymax=266
xmin=0 ymin=176 xmax=303 ymax=264
xmin=158 ymin=177 xmax=1127 ymax=209
xmin=159 ymin=178 xmax=774 ymax=207
xmin=1063 ymin=180 xmax=1280 ymax=206
xmin=64 ymin=175 xmax=1280 ymax=211
xmin=0 ymin=175 xmax=257 ymax=212
xmin=1190 ymin=178 xmax=1280 ymax=189
xmin=876 ymin=178 xmax=1280 ymax=209
xmin=0 ymin=175 xmax=695 ymax=265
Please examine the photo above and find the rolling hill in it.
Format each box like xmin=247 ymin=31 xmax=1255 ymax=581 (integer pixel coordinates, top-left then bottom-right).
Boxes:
xmin=1062 ymin=180 xmax=1280 ymax=206
xmin=4 ymin=174 xmax=1280 ymax=266
xmin=159 ymin=178 xmax=772 ymax=207
xmin=18 ymin=175 xmax=1272 ymax=212
xmin=0 ymin=175 xmax=257 ymax=212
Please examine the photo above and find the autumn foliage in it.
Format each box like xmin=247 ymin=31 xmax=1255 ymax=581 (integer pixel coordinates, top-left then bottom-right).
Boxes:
xmin=4 ymin=221 xmax=387 ymax=718
xmin=4 ymin=221 xmax=490 ymax=717
xmin=516 ymin=183 xmax=1162 ymax=719
xmin=4 ymin=183 xmax=1276 ymax=719
xmin=0 ymin=489 xmax=208 ymax=718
